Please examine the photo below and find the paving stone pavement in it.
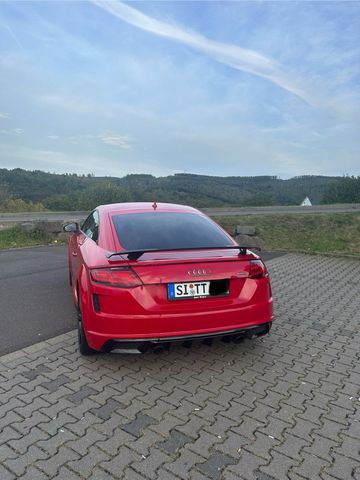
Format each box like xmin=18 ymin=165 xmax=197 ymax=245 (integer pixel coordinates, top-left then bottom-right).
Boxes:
xmin=1 ymin=253 xmax=359 ymax=480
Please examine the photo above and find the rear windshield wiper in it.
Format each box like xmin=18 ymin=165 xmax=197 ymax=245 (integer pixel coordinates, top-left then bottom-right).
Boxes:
xmin=106 ymin=245 xmax=261 ymax=261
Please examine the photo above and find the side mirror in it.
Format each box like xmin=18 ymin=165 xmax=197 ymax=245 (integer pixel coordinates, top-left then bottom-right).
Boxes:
xmin=63 ymin=222 xmax=79 ymax=233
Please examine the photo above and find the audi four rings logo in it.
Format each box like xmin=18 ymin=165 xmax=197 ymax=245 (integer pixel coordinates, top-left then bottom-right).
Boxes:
xmin=188 ymin=268 xmax=211 ymax=276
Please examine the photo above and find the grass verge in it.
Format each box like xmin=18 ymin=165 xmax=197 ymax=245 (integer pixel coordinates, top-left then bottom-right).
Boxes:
xmin=217 ymin=212 xmax=360 ymax=257
xmin=0 ymin=224 xmax=57 ymax=249
xmin=1 ymin=212 xmax=360 ymax=257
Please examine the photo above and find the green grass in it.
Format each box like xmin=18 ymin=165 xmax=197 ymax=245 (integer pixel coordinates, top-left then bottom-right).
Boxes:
xmin=0 ymin=224 xmax=57 ymax=249
xmin=217 ymin=212 xmax=360 ymax=257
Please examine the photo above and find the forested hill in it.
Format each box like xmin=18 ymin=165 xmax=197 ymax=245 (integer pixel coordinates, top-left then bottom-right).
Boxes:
xmin=0 ymin=168 xmax=347 ymax=212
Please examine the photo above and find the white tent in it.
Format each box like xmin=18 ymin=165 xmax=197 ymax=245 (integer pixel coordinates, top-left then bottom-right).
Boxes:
xmin=300 ymin=196 xmax=312 ymax=206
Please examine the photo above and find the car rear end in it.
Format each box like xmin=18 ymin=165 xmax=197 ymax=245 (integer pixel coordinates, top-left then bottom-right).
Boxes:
xmin=82 ymin=205 xmax=273 ymax=351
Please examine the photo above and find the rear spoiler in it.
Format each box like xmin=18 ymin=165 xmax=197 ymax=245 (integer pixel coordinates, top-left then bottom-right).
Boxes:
xmin=106 ymin=245 xmax=261 ymax=261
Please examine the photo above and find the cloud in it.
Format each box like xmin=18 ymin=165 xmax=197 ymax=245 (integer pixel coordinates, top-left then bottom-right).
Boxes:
xmin=98 ymin=132 xmax=132 ymax=149
xmin=0 ymin=112 xmax=9 ymax=119
xmin=1 ymin=21 xmax=25 ymax=53
xmin=65 ymin=132 xmax=132 ymax=149
xmin=0 ymin=143 xmax=169 ymax=177
xmin=92 ymin=0 xmax=313 ymax=104
xmin=0 ymin=128 xmax=23 ymax=135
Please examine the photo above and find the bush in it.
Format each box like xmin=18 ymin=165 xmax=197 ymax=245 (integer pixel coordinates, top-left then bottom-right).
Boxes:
xmin=0 ymin=198 xmax=47 ymax=213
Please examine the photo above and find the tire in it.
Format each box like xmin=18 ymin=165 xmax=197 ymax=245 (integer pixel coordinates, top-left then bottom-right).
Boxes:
xmin=77 ymin=294 xmax=96 ymax=356
xmin=69 ymin=269 xmax=72 ymax=286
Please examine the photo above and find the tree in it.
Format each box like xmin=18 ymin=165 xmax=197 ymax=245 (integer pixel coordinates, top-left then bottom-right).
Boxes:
xmin=76 ymin=183 xmax=131 ymax=210
xmin=322 ymin=176 xmax=360 ymax=204
xmin=0 ymin=181 xmax=11 ymax=206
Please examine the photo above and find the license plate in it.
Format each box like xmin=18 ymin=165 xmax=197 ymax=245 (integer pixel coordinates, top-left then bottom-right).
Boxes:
xmin=168 ymin=281 xmax=210 ymax=300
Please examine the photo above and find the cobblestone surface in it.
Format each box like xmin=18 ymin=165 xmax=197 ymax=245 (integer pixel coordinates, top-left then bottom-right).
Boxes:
xmin=1 ymin=254 xmax=359 ymax=479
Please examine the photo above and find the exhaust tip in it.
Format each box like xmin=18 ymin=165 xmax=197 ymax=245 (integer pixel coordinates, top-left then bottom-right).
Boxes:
xmin=233 ymin=335 xmax=245 ymax=344
xmin=221 ymin=335 xmax=233 ymax=343
xmin=152 ymin=343 xmax=170 ymax=354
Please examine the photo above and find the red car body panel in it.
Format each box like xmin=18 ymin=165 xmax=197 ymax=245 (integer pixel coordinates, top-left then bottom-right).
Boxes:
xmin=67 ymin=202 xmax=273 ymax=351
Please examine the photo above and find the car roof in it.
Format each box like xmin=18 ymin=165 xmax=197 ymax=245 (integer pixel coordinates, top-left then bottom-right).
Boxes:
xmin=97 ymin=202 xmax=201 ymax=215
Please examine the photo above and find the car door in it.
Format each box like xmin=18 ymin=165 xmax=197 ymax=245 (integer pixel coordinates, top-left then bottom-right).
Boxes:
xmin=72 ymin=211 xmax=99 ymax=283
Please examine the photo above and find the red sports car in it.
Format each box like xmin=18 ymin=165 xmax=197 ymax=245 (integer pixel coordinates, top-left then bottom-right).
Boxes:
xmin=64 ymin=202 xmax=273 ymax=355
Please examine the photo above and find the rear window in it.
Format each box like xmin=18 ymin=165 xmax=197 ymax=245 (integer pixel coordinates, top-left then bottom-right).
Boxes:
xmin=112 ymin=212 xmax=232 ymax=250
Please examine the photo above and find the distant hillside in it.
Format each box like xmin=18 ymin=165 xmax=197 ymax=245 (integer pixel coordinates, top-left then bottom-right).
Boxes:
xmin=0 ymin=168 xmax=344 ymax=211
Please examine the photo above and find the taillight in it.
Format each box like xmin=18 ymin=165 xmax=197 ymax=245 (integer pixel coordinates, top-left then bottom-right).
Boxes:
xmin=90 ymin=267 xmax=142 ymax=287
xmin=249 ymin=259 xmax=267 ymax=279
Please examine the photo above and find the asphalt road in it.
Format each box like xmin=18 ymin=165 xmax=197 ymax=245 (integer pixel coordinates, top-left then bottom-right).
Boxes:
xmin=0 ymin=245 xmax=284 ymax=356
xmin=1 ymin=203 xmax=360 ymax=225
xmin=204 ymin=203 xmax=360 ymax=216
xmin=0 ymin=211 xmax=88 ymax=225
xmin=0 ymin=245 xmax=76 ymax=356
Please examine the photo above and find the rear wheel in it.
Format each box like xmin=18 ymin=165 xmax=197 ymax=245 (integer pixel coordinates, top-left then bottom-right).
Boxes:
xmin=77 ymin=293 xmax=96 ymax=356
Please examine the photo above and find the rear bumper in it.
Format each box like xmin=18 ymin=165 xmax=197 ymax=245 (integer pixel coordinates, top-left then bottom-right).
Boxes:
xmin=82 ymin=282 xmax=273 ymax=351
xmin=85 ymin=301 xmax=273 ymax=351
xmin=101 ymin=321 xmax=272 ymax=352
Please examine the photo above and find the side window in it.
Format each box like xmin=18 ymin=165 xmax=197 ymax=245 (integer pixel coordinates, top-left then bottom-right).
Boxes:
xmin=92 ymin=210 xmax=99 ymax=242
xmin=81 ymin=211 xmax=99 ymax=242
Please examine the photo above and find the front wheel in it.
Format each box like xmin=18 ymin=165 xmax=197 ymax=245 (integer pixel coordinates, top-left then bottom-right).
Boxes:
xmin=77 ymin=295 xmax=96 ymax=356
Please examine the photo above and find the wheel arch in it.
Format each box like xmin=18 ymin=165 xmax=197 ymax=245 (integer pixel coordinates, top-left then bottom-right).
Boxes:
xmin=76 ymin=265 xmax=92 ymax=328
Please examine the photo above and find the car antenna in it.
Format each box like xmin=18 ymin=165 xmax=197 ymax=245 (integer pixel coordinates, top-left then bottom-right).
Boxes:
xmin=152 ymin=201 xmax=157 ymax=210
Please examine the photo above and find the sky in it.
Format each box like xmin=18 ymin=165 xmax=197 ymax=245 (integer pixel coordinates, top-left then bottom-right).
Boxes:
xmin=0 ymin=0 xmax=359 ymax=179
